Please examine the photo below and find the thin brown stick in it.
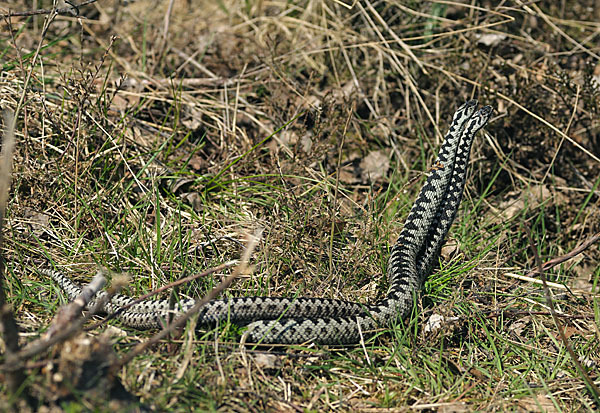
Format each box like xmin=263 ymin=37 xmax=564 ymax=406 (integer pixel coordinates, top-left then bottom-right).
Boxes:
xmin=112 ymin=229 xmax=262 ymax=371
xmin=85 ymin=260 xmax=238 ymax=330
xmin=329 ymin=105 xmax=353 ymax=276
xmin=12 ymin=283 xmax=120 ymax=363
xmin=525 ymin=226 xmax=600 ymax=403
xmin=0 ymin=0 xmax=97 ymax=18
xmin=162 ymin=0 xmax=175 ymax=43
xmin=523 ymin=232 xmax=600 ymax=278
xmin=45 ymin=271 xmax=106 ymax=340
xmin=0 ymin=110 xmax=28 ymax=398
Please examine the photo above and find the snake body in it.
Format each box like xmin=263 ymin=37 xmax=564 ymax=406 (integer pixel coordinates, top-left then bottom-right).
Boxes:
xmin=44 ymin=100 xmax=492 ymax=344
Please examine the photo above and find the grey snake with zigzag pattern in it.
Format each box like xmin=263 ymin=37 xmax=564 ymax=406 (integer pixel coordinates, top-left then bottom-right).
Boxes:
xmin=43 ymin=100 xmax=492 ymax=344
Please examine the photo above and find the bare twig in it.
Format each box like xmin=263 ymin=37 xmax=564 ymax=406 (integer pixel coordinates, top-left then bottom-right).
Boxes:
xmin=162 ymin=0 xmax=175 ymax=43
xmin=85 ymin=260 xmax=238 ymax=330
xmin=0 ymin=110 xmax=27 ymax=398
xmin=0 ymin=0 xmax=96 ymax=18
xmin=45 ymin=271 xmax=106 ymax=340
xmin=525 ymin=227 xmax=600 ymax=403
xmin=13 ymin=282 xmax=121 ymax=362
xmin=0 ymin=113 xmax=17 ymax=245
xmin=112 ymin=229 xmax=262 ymax=371
xmin=329 ymin=105 xmax=353 ymax=276
xmin=523 ymin=232 xmax=600 ymax=278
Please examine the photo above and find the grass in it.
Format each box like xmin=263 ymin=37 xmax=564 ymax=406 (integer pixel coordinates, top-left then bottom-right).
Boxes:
xmin=0 ymin=0 xmax=599 ymax=411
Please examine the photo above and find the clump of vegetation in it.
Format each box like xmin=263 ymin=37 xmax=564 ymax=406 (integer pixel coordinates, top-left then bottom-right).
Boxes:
xmin=0 ymin=1 xmax=598 ymax=411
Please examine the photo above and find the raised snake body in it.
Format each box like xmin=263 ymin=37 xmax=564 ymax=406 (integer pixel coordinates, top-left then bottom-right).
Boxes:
xmin=44 ymin=100 xmax=493 ymax=344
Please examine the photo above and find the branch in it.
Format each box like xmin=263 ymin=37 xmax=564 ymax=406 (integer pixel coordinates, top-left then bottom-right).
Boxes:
xmin=0 ymin=110 xmax=28 ymax=399
xmin=12 ymin=280 xmax=120 ymax=362
xmin=112 ymin=229 xmax=262 ymax=371
xmin=525 ymin=227 xmax=600 ymax=403
xmin=0 ymin=0 xmax=98 ymax=18
xmin=85 ymin=260 xmax=238 ymax=331
xmin=44 ymin=271 xmax=106 ymax=340
xmin=523 ymin=232 xmax=600 ymax=278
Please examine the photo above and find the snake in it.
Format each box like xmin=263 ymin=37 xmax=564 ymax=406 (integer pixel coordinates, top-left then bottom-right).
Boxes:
xmin=43 ymin=100 xmax=493 ymax=345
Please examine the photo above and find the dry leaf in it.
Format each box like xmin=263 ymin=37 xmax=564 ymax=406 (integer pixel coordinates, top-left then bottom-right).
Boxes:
xmin=476 ymin=33 xmax=507 ymax=47
xmin=252 ymin=353 xmax=278 ymax=369
xmin=360 ymin=150 xmax=389 ymax=182
xmin=495 ymin=185 xmax=554 ymax=221
xmin=517 ymin=395 xmax=558 ymax=412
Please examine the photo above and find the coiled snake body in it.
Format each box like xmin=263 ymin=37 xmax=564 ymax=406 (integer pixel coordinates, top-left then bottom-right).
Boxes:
xmin=44 ymin=100 xmax=493 ymax=344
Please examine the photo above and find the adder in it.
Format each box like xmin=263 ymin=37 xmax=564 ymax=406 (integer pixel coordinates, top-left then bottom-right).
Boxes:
xmin=43 ymin=100 xmax=493 ymax=344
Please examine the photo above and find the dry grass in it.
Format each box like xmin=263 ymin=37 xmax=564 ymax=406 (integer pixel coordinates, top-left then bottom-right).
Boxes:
xmin=0 ymin=0 xmax=599 ymax=411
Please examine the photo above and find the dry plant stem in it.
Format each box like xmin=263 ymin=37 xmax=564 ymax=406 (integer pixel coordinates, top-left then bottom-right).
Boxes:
xmin=523 ymin=232 xmax=600 ymax=279
xmin=63 ymin=35 xmax=118 ymax=162
xmin=356 ymin=1 xmax=440 ymax=139
xmin=487 ymin=310 xmax=593 ymax=320
xmin=329 ymin=105 xmax=353 ymax=275
xmin=525 ymin=227 xmax=600 ymax=403
xmin=10 ymin=7 xmax=57 ymax=121
xmin=14 ymin=285 xmax=119 ymax=362
xmin=0 ymin=110 xmax=26 ymax=397
xmin=0 ymin=0 xmax=97 ymax=18
xmin=159 ymin=0 xmax=175 ymax=60
xmin=526 ymin=2 xmax=600 ymax=60
xmin=113 ymin=229 xmax=262 ymax=371
xmin=85 ymin=260 xmax=238 ymax=330
xmin=45 ymin=272 xmax=106 ymax=340
xmin=362 ymin=0 xmax=425 ymax=73
xmin=3 ymin=17 xmax=30 ymax=141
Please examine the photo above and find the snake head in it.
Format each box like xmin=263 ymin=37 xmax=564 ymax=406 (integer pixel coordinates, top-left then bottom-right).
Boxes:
xmin=453 ymin=99 xmax=479 ymax=127
xmin=468 ymin=105 xmax=494 ymax=130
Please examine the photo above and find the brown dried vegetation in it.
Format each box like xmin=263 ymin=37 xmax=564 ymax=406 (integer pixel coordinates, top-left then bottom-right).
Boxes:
xmin=0 ymin=0 xmax=599 ymax=411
